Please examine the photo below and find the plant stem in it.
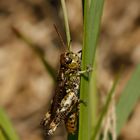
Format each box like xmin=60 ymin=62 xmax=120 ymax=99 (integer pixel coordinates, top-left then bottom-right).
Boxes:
xmin=79 ymin=0 xmax=104 ymax=140
xmin=0 ymin=108 xmax=19 ymax=140
xmin=60 ymin=0 xmax=71 ymax=51
xmin=91 ymin=75 xmax=119 ymax=140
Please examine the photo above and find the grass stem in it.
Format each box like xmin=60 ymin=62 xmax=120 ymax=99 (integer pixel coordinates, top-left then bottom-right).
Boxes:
xmin=60 ymin=0 xmax=71 ymax=51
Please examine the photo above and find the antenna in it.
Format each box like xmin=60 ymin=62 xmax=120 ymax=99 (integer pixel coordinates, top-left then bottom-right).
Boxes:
xmin=53 ymin=24 xmax=66 ymax=49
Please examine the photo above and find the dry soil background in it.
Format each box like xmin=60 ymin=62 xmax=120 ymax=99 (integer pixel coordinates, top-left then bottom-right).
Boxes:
xmin=0 ymin=0 xmax=140 ymax=140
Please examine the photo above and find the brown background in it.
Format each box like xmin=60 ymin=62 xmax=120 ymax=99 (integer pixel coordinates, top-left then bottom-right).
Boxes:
xmin=0 ymin=0 xmax=140 ymax=140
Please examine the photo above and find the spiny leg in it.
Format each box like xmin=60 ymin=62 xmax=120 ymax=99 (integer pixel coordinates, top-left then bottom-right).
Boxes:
xmin=64 ymin=96 xmax=88 ymax=134
xmin=41 ymin=111 xmax=51 ymax=126
xmin=65 ymin=102 xmax=79 ymax=134
xmin=78 ymin=65 xmax=93 ymax=75
xmin=78 ymin=99 xmax=87 ymax=106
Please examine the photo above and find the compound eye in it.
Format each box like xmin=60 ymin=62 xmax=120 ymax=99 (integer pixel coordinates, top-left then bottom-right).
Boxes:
xmin=65 ymin=57 xmax=72 ymax=64
xmin=66 ymin=52 xmax=70 ymax=56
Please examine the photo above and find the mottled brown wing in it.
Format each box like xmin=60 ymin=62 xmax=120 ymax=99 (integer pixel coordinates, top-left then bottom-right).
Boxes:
xmin=40 ymin=67 xmax=67 ymax=130
xmin=50 ymin=67 xmax=67 ymax=118
xmin=46 ymin=91 xmax=78 ymax=135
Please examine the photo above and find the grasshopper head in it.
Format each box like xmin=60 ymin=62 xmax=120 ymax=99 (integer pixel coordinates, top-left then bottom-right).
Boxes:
xmin=60 ymin=52 xmax=80 ymax=69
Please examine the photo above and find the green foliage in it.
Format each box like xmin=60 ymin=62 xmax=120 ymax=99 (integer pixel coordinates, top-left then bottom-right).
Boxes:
xmin=116 ymin=64 xmax=140 ymax=135
xmin=58 ymin=0 xmax=140 ymax=140
xmin=2 ymin=1 xmax=140 ymax=140
xmin=60 ymin=0 xmax=71 ymax=50
xmin=0 ymin=108 xmax=19 ymax=140
xmin=79 ymin=0 xmax=104 ymax=140
xmin=92 ymin=75 xmax=120 ymax=140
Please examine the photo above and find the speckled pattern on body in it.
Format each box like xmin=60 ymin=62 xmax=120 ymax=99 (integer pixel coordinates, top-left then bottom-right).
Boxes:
xmin=41 ymin=51 xmax=81 ymax=135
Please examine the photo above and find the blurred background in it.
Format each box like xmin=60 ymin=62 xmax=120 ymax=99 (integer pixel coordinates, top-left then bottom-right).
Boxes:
xmin=0 ymin=0 xmax=140 ymax=140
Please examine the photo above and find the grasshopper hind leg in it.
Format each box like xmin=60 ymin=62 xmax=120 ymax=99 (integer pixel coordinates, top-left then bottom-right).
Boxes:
xmin=65 ymin=102 xmax=80 ymax=134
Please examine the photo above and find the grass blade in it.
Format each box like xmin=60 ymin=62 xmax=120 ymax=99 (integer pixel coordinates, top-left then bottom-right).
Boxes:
xmin=79 ymin=0 xmax=104 ymax=140
xmin=89 ymin=62 xmax=98 ymax=133
xmin=91 ymin=75 xmax=119 ymax=140
xmin=68 ymin=134 xmax=78 ymax=140
xmin=116 ymin=64 xmax=140 ymax=135
xmin=0 ymin=131 xmax=5 ymax=140
xmin=0 ymin=108 xmax=19 ymax=140
xmin=60 ymin=0 xmax=71 ymax=50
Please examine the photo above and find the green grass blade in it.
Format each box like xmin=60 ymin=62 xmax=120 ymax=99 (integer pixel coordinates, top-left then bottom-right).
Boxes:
xmin=79 ymin=0 xmax=104 ymax=140
xmin=60 ymin=0 xmax=71 ymax=50
xmin=68 ymin=134 xmax=78 ymax=140
xmin=91 ymin=75 xmax=119 ymax=140
xmin=78 ymin=2 xmax=89 ymax=139
xmin=0 ymin=132 xmax=5 ymax=140
xmin=0 ymin=125 xmax=10 ymax=140
xmin=89 ymin=62 xmax=98 ymax=132
xmin=0 ymin=130 xmax=6 ymax=140
xmin=0 ymin=108 xmax=19 ymax=140
xmin=116 ymin=64 xmax=140 ymax=135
